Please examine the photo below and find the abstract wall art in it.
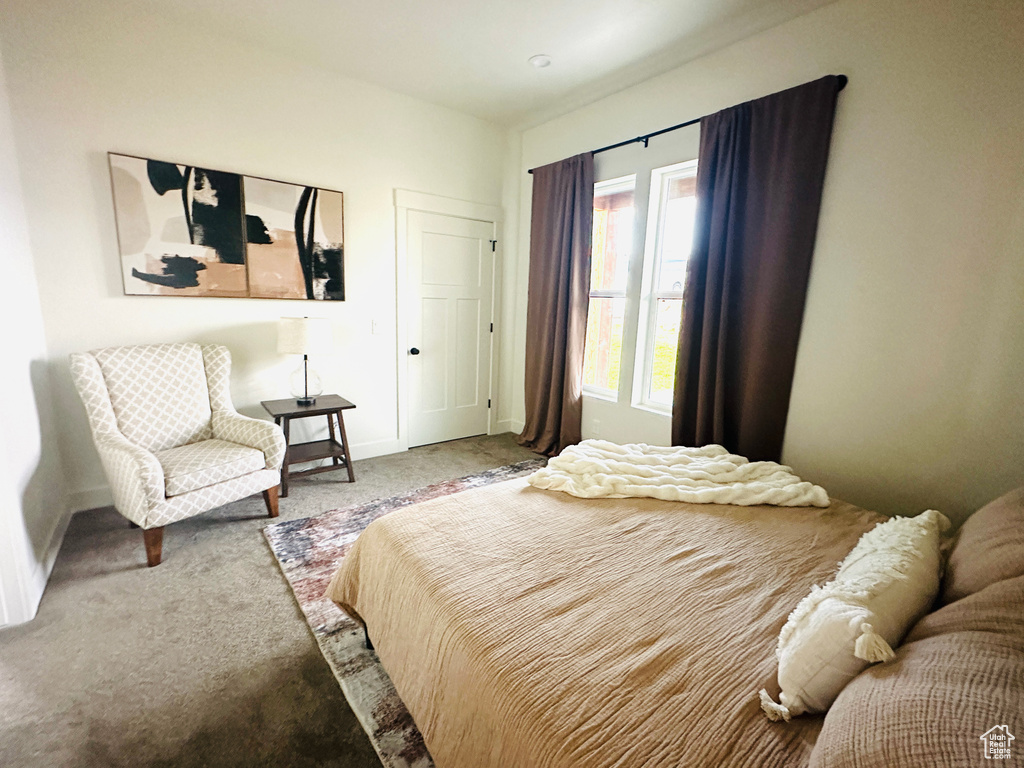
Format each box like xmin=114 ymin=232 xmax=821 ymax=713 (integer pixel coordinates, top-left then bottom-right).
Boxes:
xmin=108 ymin=153 xmax=344 ymax=300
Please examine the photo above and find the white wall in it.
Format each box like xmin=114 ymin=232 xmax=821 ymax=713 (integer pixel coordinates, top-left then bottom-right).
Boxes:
xmin=0 ymin=0 xmax=509 ymax=513
xmin=0 ymin=43 xmax=70 ymax=626
xmin=511 ymin=0 xmax=1024 ymax=524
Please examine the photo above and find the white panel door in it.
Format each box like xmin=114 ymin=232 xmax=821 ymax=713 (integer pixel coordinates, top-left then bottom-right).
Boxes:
xmin=408 ymin=211 xmax=494 ymax=447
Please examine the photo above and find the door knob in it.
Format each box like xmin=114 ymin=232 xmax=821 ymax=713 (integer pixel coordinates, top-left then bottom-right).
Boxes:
xmin=410 ymin=347 xmax=420 ymax=355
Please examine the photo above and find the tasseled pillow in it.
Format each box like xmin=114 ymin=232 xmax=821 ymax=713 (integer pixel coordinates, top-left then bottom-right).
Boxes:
xmin=759 ymin=509 xmax=950 ymax=721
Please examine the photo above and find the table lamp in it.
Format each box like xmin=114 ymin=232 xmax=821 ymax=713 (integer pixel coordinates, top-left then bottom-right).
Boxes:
xmin=277 ymin=316 xmax=333 ymax=406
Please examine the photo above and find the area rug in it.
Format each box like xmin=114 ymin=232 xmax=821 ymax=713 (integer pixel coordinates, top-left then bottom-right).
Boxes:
xmin=264 ymin=459 xmax=546 ymax=768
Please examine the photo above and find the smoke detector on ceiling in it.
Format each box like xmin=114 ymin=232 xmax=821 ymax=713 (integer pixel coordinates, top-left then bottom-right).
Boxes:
xmin=528 ymin=55 xmax=552 ymax=69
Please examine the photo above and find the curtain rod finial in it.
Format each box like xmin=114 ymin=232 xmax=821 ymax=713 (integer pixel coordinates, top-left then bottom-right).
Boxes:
xmin=837 ymin=74 xmax=848 ymax=91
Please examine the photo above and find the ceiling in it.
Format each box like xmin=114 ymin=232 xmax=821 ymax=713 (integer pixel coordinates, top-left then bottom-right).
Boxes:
xmin=142 ymin=0 xmax=836 ymax=127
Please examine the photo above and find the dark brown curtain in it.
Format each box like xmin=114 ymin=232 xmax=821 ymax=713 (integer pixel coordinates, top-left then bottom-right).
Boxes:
xmin=518 ymin=153 xmax=595 ymax=456
xmin=672 ymin=75 xmax=843 ymax=461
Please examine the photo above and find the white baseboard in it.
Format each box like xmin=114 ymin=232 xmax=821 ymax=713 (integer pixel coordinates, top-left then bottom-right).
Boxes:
xmin=71 ymin=429 xmax=526 ymax=514
xmin=69 ymin=439 xmax=409 ymax=515
xmin=349 ymin=437 xmax=406 ymax=461
xmin=491 ymin=419 xmax=515 ymax=435
xmin=70 ymin=485 xmax=114 ymax=514
xmin=32 ymin=505 xmax=73 ymax=594
xmin=0 ymin=502 xmax=73 ymax=628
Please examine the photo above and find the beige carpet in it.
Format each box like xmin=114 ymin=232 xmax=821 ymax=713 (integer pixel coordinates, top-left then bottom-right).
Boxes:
xmin=0 ymin=434 xmax=537 ymax=768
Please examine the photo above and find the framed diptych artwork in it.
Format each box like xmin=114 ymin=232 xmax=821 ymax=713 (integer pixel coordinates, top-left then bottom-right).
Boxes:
xmin=107 ymin=153 xmax=344 ymax=300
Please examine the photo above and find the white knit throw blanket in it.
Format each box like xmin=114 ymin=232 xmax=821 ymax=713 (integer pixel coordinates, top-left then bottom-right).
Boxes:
xmin=527 ymin=440 xmax=830 ymax=507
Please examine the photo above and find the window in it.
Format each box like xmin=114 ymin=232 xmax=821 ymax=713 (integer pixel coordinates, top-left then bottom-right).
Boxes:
xmin=583 ymin=176 xmax=635 ymax=398
xmin=634 ymin=160 xmax=698 ymax=410
xmin=580 ymin=158 xmax=697 ymax=428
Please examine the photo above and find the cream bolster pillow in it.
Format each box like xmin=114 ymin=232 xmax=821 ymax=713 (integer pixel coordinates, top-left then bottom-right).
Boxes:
xmin=759 ymin=509 xmax=950 ymax=722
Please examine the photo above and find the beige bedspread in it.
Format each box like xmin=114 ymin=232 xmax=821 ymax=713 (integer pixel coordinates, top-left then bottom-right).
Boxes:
xmin=326 ymin=477 xmax=883 ymax=768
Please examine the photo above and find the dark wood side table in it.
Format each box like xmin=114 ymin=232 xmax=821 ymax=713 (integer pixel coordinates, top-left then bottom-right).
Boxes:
xmin=261 ymin=394 xmax=356 ymax=498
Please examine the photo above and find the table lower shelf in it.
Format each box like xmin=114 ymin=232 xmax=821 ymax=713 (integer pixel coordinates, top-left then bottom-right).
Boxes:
xmin=286 ymin=439 xmax=349 ymax=474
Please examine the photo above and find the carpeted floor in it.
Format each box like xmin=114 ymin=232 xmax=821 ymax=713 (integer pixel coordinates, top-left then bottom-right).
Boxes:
xmin=264 ymin=458 xmax=546 ymax=768
xmin=0 ymin=433 xmax=537 ymax=768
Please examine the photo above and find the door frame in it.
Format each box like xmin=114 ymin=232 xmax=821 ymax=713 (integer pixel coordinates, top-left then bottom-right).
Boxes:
xmin=394 ymin=189 xmax=502 ymax=451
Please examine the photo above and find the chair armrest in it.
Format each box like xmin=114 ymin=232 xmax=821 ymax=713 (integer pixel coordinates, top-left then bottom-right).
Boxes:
xmin=212 ymin=411 xmax=286 ymax=471
xmin=94 ymin=434 xmax=166 ymax=518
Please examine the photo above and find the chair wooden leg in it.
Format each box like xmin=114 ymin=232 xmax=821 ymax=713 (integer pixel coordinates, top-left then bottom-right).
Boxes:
xmin=142 ymin=527 xmax=163 ymax=567
xmin=263 ymin=486 xmax=280 ymax=518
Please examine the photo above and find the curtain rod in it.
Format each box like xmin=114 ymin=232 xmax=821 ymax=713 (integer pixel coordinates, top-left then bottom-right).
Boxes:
xmin=528 ymin=74 xmax=848 ymax=174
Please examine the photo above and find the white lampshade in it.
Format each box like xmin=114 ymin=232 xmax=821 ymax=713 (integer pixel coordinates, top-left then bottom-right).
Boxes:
xmin=277 ymin=317 xmax=333 ymax=355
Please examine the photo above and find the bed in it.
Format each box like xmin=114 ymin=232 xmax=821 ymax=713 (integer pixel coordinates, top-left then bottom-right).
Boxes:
xmin=326 ymin=476 xmax=884 ymax=767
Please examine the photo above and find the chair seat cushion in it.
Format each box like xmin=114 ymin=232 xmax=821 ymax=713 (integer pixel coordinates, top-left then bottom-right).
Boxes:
xmin=155 ymin=439 xmax=265 ymax=497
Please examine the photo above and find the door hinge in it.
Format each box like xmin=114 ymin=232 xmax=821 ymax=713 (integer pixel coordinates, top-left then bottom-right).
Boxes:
xmin=488 ymin=399 xmax=492 ymax=408
xmin=489 ymin=322 xmax=493 ymax=332
xmin=490 ymin=240 xmax=497 ymax=252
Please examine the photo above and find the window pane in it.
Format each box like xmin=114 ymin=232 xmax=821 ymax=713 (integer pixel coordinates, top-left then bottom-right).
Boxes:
xmin=583 ymin=297 xmax=625 ymax=393
xmin=657 ymin=189 xmax=697 ymax=294
xmin=591 ymin=188 xmax=634 ymax=292
xmin=648 ymin=298 xmax=682 ymax=405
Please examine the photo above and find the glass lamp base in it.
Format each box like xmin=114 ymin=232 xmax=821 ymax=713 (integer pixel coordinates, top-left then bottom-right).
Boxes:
xmin=289 ymin=362 xmax=323 ymax=406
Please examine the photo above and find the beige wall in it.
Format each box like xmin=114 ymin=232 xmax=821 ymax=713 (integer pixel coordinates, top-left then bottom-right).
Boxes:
xmin=0 ymin=43 xmax=69 ymax=626
xmin=511 ymin=0 xmax=1024 ymax=524
xmin=0 ymin=0 xmax=509 ymax=512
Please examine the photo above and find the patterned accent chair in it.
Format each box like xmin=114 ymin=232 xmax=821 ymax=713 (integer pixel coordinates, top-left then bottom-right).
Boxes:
xmin=70 ymin=343 xmax=286 ymax=566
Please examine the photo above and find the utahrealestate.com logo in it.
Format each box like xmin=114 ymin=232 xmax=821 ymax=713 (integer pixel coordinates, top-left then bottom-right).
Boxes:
xmin=980 ymin=725 xmax=1015 ymax=760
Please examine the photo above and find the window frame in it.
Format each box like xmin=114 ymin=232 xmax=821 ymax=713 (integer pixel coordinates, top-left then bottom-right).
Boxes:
xmin=582 ymin=174 xmax=636 ymax=401
xmin=632 ymin=159 xmax=698 ymax=414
